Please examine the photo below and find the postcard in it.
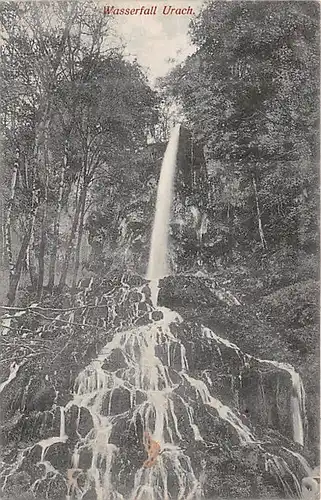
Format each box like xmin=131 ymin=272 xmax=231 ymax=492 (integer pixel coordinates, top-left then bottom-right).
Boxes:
xmin=0 ymin=1 xmax=319 ymax=499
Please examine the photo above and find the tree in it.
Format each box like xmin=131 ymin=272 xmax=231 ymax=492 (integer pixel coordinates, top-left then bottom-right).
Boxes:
xmin=161 ymin=1 xmax=319 ymax=266
xmin=0 ymin=0 xmax=159 ymax=303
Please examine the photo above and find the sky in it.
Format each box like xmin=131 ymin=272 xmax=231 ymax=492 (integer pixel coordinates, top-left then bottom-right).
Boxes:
xmin=97 ymin=0 xmax=204 ymax=85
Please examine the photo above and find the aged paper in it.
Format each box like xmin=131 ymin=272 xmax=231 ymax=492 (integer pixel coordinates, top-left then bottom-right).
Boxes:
xmin=0 ymin=1 xmax=319 ymax=499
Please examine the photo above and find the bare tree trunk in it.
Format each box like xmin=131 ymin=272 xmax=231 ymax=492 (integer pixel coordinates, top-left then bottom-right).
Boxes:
xmin=58 ymin=184 xmax=87 ymax=289
xmin=71 ymin=192 xmax=86 ymax=290
xmin=5 ymin=149 xmax=19 ymax=276
xmin=47 ymin=150 xmax=67 ymax=291
xmin=252 ymin=175 xmax=268 ymax=251
xmin=7 ymin=207 xmax=38 ymax=305
xmin=37 ymin=196 xmax=48 ymax=299
xmin=3 ymin=3 xmax=81 ymax=302
xmin=27 ymin=232 xmax=38 ymax=290
xmin=6 ymin=152 xmax=40 ymax=305
xmin=37 ymin=137 xmax=49 ymax=300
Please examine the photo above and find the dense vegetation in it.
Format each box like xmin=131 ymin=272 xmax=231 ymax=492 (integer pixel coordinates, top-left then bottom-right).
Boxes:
xmin=0 ymin=0 xmax=158 ymax=305
xmin=161 ymin=0 xmax=319 ymax=274
xmin=0 ymin=2 xmax=319 ymax=498
xmin=1 ymin=1 xmax=318 ymax=304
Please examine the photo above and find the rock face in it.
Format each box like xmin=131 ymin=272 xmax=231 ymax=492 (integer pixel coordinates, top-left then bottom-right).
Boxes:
xmin=85 ymin=132 xmax=210 ymax=278
xmin=158 ymin=275 xmax=319 ymax=456
xmin=0 ymin=276 xmax=315 ymax=499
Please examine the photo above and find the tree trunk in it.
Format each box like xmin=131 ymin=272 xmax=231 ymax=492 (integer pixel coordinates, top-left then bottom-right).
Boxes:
xmin=7 ymin=208 xmax=38 ymax=305
xmin=5 ymin=149 xmax=19 ymax=276
xmin=27 ymin=234 xmax=38 ymax=290
xmin=71 ymin=191 xmax=86 ymax=290
xmin=252 ymin=175 xmax=268 ymax=251
xmin=47 ymin=150 xmax=67 ymax=291
xmin=37 ymin=146 xmax=49 ymax=300
xmin=6 ymin=151 xmax=40 ymax=305
xmin=58 ymin=184 xmax=87 ymax=289
xmin=37 ymin=207 xmax=47 ymax=300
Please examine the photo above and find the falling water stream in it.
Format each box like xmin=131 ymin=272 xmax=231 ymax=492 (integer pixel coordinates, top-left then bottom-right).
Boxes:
xmin=0 ymin=126 xmax=312 ymax=500
xmin=147 ymin=124 xmax=181 ymax=282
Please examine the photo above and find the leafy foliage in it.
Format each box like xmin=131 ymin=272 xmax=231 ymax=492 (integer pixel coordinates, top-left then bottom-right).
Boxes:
xmin=0 ymin=0 xmax=159 ymax=302
xmin=161 ymin=0 xmax=319 ymax=260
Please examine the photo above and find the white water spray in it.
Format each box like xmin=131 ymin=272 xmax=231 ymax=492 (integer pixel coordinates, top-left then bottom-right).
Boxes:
xmin=258 ymin=359 xmax=306 ymax=446
xmin=147 ymin=124 xmax=181 ymax=281
xmin=0 ymin=124 xmax=311 ymax=500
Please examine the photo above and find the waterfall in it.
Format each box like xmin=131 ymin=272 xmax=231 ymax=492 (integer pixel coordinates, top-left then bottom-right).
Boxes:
xmin=257 ymin=358 xmax=307 ymax=446
xmin=147 ymin=124 xmax=181 ymax=281
xmin=1 ymin=278 xmax=312 ymax=500
xmin=0 ymin=126 xmax=312 ymax=500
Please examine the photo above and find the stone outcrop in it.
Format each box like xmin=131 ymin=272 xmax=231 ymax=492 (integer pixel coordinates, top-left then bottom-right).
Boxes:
xmin=0 ymin=275 xmax=316 ymax=499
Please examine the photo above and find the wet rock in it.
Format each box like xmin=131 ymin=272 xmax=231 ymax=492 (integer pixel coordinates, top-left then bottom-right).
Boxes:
xmin=84 ymin=343 xmax=98 ymax=361
xmin=151 ymin=310 xmax=163 ymax=321
xmin=163 ymin=460 xmax=180 ymax=499
xmin=26 ymin=444 xmax=42 ymax=464
xmin=45 ymin=473 xmax=68 ymax=500
xmin=109 ymin=414 xmax=144 ymax=459
xmin=168 ymin=342 xmax=185 ymax=371
xmin=18 ymin=457 xmax=45 ymax=486
xmin=82 ymin=484 xmax=98 ymax=499
xmin=2 ymin=471 xmax=31 ymax=497
xmin=127 ymin=274 xmax=145 ymax=288
xmin=109 ymin=416 xmax=129 ymax=447
xmin=79 ymin=446 xmax=93 ymax=469
xmin=199 ymin=368 xmax=236 ymax=407
xmin=26 ymin=381 xmax=56 ymax=412
xmin=154 ymin=344 xmax=168 ymax=365
xmin=55 ymin=389 xmax=71 ymax=406
xmin=102 ymin=387 xmax=131 ymax=416
xmin=128 ymin=291 xmax=143 ymax=303
xmin=111 ymin=455 xmax=137 ymax=498
xmin=19 ymin=412 xmax=53 ymax=443
xmin=134 ymin=314 xmax=151 ymax=327
xmin=51 ymin=406 xmax=63 ymax=435
xmin=239 ymin=367 xmax=292 ymax=439
xmin=110 ymin=421 xmax=145 ymax=495
xmin=170 ymin=393 xmax=195 ymax=444
xmin=173 ymin=377 xmax=196 ymax=401
xmin=102 ymin=348 xmax=128 ymax=372
xmin=0 ymin=412 xmax=25 ymax=445
xmin=141 ymin=285 xmax=151 ymax=298
xmin=135 ymin=390 xmax=147 ymax=405
xmin=78 ymin=407 xmax=94 ymax=438
xmin=137 ymin=301 xmax=148 ymax=312
xmin=44 ymin=442 xmax=70 ymax=472
xmin=0 ymin=275 xmax=315 ymax=499
xmin=65 ymin=405 xmax=79 ymax=441
xmin=1 ymin=447 xmax=18 ymax=465
xmin=167 ymin=367 xmax=183 ymax=385
xmin=38 ymin=410 xmax=55 ymax=439
xmin=194 ymin=404 xmax=240 ymax=447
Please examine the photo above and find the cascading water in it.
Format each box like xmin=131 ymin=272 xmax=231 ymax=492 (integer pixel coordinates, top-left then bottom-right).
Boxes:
xmin=0 ymin=125 xmax=314 ymax=500
xmin=65 ymin=307 xmax=206 ymax=500
xmin=257 ymin=359 xmax=307 ymax=447
xmin=8 ymin=291 xmax=309 ymax=500
xmin=147 ymin=124 xmax=181 ymax=282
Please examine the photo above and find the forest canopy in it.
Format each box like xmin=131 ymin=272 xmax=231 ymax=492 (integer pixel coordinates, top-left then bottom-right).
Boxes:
xmin=0 ymin=0 xmax=159 ymax=304
xmin=160 ymin=0 xmax=319 ymax=274
xmin=0 ymin=0 xmax=319 ymax=307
